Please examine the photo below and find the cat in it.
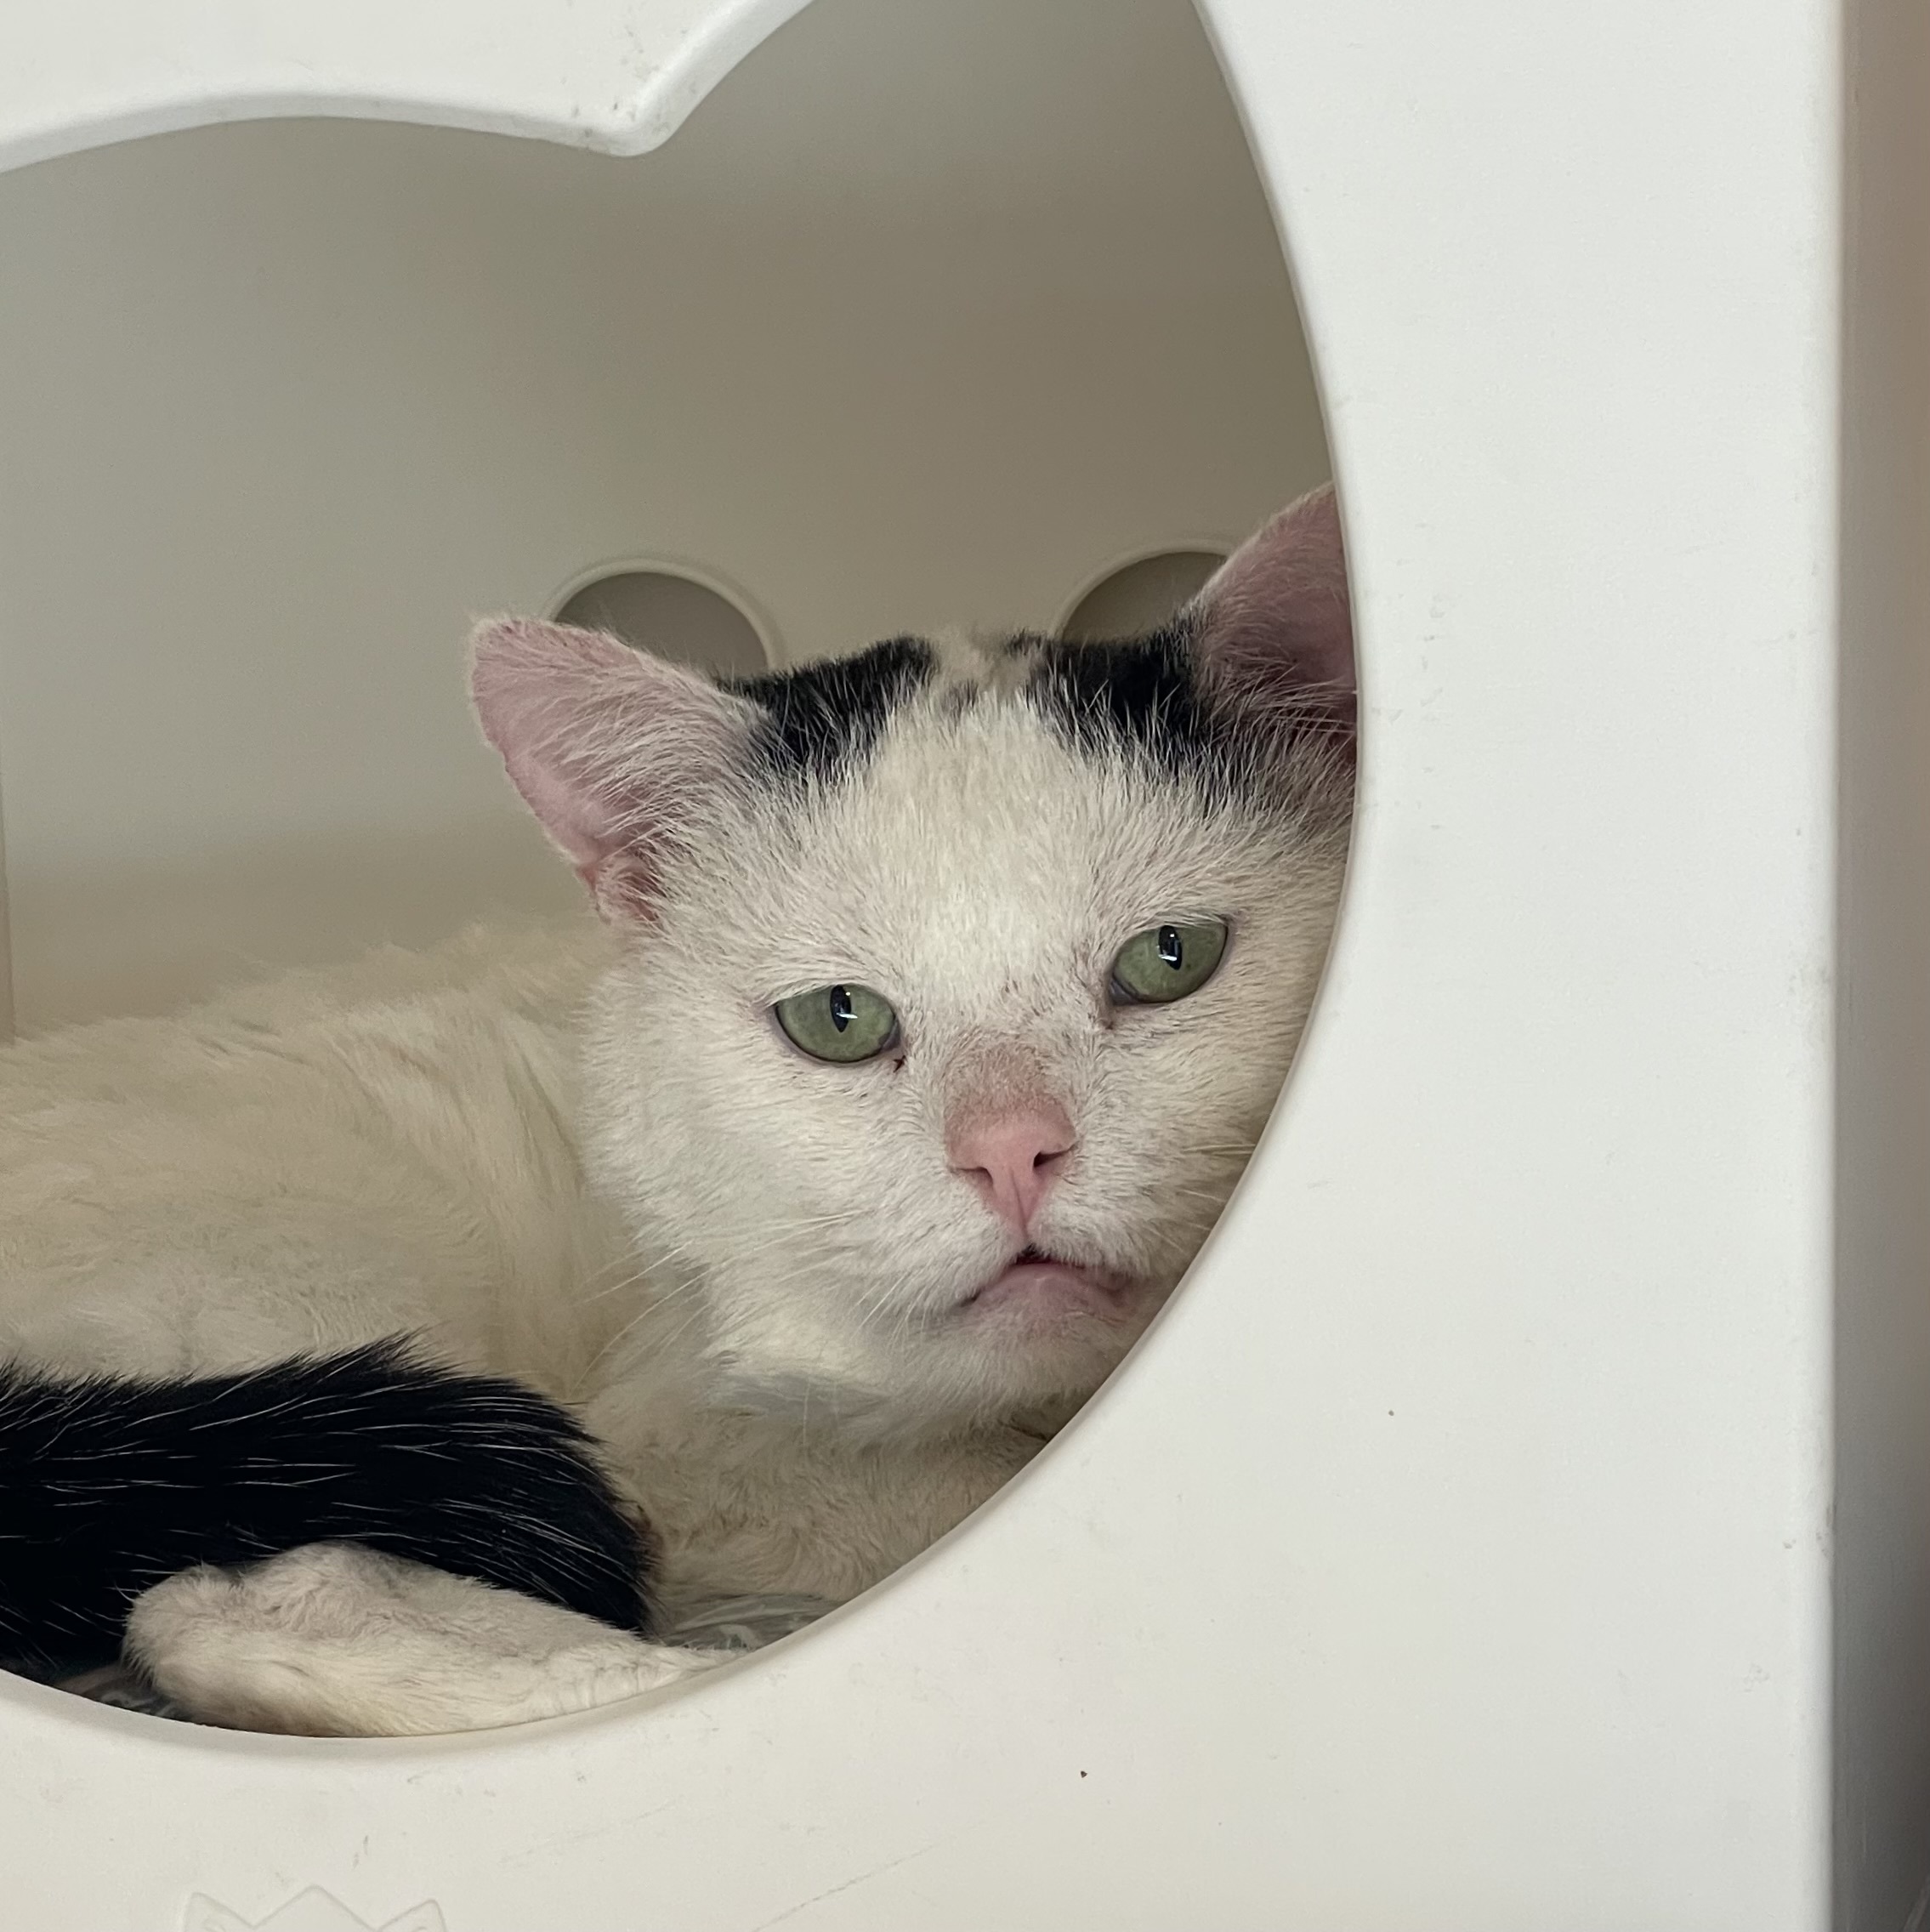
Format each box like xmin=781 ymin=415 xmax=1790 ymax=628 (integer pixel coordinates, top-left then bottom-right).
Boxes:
xmin=0 ymin=483 xmax=1354 ymax=1736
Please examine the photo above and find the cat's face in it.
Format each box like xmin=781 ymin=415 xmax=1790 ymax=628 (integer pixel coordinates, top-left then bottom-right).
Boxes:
xmin=474 ymin=487 xmax=1354 ymax=1430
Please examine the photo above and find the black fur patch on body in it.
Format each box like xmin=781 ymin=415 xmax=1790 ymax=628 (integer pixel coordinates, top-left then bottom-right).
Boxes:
xmin=730 ymin=636 xmax=934 ymax=781
xmin=0 ymin=1340 xmax=649 ymax=1668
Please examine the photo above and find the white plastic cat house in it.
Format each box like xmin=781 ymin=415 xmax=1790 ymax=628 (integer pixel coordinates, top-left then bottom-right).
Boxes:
xmin=1 ymin=0 xmax=1926 ymax=1927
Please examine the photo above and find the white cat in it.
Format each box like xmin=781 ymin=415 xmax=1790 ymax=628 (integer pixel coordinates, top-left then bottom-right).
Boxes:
xmin=0 ymin=485 xmax=1353 ymax=1735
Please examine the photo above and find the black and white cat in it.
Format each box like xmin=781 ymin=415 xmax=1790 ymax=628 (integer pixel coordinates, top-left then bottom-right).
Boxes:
xmin=0 ymin=485 xmax=1353 ymax=1735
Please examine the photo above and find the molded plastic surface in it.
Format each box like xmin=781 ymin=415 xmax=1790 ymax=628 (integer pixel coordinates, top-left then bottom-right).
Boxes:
xmin=0 ymin=0 xmax=810 ymax=170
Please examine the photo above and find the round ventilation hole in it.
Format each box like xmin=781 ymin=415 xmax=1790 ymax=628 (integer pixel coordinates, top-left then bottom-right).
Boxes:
xmin=552 ymin=566 xmax=772 ymax=678
xmin=1058 ymin=548 xmax=1228 ymax=643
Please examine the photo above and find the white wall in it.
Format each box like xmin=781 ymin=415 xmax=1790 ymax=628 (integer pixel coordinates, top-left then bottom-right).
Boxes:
xmin=1834 ymin=0 xmax=1930 ymax=1922
xmin=0 ymin=0 xmax=1328 ymax=1032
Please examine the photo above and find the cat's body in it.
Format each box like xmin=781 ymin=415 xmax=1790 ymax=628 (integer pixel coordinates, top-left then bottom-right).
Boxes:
xmin=0 ymin=486 xmax=1354 ymax=1735
xmin=0 ymin=923 xmax=614 ymax=1401
xmin=0 ymin=922 xmax=1031 ymax=1623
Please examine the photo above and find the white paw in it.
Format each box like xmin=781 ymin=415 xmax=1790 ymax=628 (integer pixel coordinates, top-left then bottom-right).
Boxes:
xmin=125 ymin=1543 xmax=725 ymax=1736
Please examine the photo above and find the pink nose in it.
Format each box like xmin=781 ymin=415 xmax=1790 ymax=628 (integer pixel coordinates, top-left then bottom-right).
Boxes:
xmin=947 ymin=1101 xmax=1077 ymax=1236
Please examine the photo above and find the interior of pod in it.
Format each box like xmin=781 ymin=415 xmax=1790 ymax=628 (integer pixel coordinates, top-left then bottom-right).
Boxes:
xmin=0 ymin=0 xmax=1329 ymax=1037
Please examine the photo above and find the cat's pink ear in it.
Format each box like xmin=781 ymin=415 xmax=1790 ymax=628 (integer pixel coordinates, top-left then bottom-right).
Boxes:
xmin=1190 ymin=482 xmax=1355 ymax=738
xmin=469 ymin=618 xmax=755 ymax=922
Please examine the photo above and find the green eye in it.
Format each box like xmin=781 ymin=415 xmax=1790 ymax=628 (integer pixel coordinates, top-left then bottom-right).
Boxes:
xmin=1109 ymin=919 xmax=1229 ymax=1006
xmin=774 ymin=983 xmax=900 ymax=1063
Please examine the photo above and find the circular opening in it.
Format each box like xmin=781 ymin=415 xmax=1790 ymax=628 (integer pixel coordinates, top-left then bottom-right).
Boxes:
xmin=1058 ymin=548 xmax=1229 ymax=643
xmin=552 ymin=566 xmax=774 ymax=678
xmin=0 ymin=0 xmax=1343 ymax=1752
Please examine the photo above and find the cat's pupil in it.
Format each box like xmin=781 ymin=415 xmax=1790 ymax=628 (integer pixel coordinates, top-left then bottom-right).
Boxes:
xmin=1157 ymin=926 xmax=1183 ymax=969
xmin=829 ymin=986 xmax=854 ymax=1032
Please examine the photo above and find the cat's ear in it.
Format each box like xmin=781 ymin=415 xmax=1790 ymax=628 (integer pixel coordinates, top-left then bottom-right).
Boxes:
xmin=1189 ymin=482 xmax=1355 ymax=742
xmin=469 ymin=618 xmax=756 ymax=922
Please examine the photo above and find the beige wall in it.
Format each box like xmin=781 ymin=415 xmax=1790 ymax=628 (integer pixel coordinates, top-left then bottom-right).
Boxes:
xmin=0 ymin=0 xmax=1327 ymax=1032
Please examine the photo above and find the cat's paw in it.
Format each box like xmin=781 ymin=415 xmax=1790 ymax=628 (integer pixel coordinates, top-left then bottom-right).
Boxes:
xmin=124 ymin=1542 xmax=725 ymax=1736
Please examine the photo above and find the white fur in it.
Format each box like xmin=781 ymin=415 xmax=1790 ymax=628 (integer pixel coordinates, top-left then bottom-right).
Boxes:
xmin=0 ymin=498 xmax=1350 ymax=1735
xmin=125 ymin=1544 xmax=719 ymax=1736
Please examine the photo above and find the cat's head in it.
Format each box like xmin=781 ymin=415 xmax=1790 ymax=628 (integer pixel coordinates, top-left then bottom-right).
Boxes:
xmin=473 ymin=487 xmax=1354 ymax=1432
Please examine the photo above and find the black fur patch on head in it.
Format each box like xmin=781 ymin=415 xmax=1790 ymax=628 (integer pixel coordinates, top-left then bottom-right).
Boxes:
xmin=0 ymin=1340 xmax=650 ymax=1672
xmin=729 ymin=636 xmax=935 ymax=782
xmin=1026 ymin=617 xmax=1223 ymax=782
xmin=1028 ymin=616 xmax=1354 ymax=801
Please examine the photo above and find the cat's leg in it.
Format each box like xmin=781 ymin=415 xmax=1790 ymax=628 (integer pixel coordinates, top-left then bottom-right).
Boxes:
xmin=123 ymin=1543 xmax=725 ymax=1736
